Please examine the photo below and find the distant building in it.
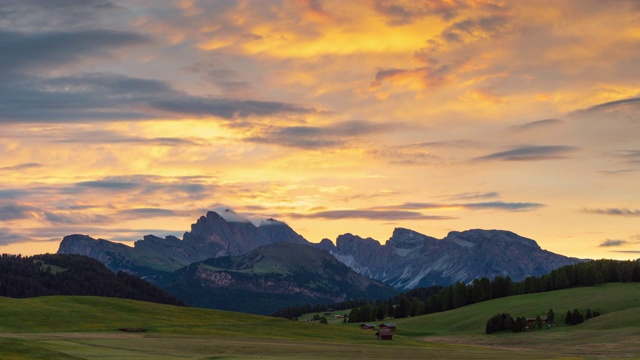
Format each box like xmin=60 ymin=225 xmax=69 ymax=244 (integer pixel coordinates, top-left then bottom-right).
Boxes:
xmin=376 ymin=329 xmax=393 ymax=340
xmin=378 ymin=323 xmax=397 ymax=330
xmin=360 ymin=323 xmax=376 ymax=330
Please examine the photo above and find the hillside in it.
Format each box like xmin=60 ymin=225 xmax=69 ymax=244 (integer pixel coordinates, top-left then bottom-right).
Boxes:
xmin=156 ymin=242 xmax=396 ymax=314
xmin=0 ymin=253 xmax=183 ymax=306
xmin=0 ymin=283 xmax=638 ymax=359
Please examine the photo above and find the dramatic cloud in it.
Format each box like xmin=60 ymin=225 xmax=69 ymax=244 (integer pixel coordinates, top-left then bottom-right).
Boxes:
xmin=477 ymin=146 xmax=577 ymax=161
xmin=583 ymin=208 xmax=640 ymax=217
xmin=599 ymin=239 xmax=628 ymax=247
xmin=2 ymin=1 xmax=640 ymax=260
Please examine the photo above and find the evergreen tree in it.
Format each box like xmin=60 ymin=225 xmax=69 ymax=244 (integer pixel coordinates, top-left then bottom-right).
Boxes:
xmin=547 ymin=308 xmax=555 ymax=325
xmin=565 ymin=310 xmax=572 ymax=325
xmin=536 ymin=315 xmax=543 ymax=329
xmin=572 ymin=308 xmax=584 ymax=325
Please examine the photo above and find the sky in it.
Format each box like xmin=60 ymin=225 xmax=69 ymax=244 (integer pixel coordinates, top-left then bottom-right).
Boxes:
xmin=1 ymin=0 xmax=639 ymax=260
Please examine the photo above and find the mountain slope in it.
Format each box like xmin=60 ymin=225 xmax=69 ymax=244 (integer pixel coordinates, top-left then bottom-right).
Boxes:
xmin=58 ymin=209 xmax=309 ymax=277
xmin=323 ymin=228 xmax=580 ymax=289
xmin=157 ymin=242 xmax=396 ymax=315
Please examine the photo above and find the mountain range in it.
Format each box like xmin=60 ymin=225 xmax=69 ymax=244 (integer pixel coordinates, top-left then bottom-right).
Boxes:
xmin=57 ymin=209 xmax=580 ymax=312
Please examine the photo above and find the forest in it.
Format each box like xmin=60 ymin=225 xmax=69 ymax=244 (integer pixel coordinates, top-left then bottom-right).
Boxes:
xmin=0 ymin=253 xmax=184 ymax=306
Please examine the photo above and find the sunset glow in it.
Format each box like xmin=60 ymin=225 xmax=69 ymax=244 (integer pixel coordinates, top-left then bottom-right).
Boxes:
xmin=1 ymin=0 xmax=639 ymax=260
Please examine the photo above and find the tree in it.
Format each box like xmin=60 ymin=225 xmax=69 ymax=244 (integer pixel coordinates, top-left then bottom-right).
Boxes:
xmin=396 ymin=296 xmax=410 ymax=318
xmin=547 ymin=308 xmax=555 ymax=325
xmin=535 ymin=315 xmax=543 ymax=330
xmin=565 ymin=310 xmax=572 ymax=325
xmin=376 ymin=304 xmax=386 ymax=321
xmin=571 ymin=308 xmax=584 ymax=325
xmin=319 ymin=316 xmax=328 ymax=324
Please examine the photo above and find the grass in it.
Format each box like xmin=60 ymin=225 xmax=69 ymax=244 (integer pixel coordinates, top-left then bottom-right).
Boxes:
xmin=0 ymin=283 xmax=639 ymax=359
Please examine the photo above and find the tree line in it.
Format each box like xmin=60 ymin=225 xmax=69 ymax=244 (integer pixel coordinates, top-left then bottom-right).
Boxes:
xmin=0 ymin=253 xmax=184 ymax=306
xmin=273 ymin=259 xmax=639 ymax=321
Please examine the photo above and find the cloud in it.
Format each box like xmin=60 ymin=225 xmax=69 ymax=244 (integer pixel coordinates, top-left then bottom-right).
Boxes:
xmin=608 ymin=150 xmax=640 ymax=164
xmin=43 ymin=211 xmax=111 ymax=225
xmin=369 ymin=140 xmax=471 ymax=165
xmin=599 ymin=239 xmax=628 ymax=247
xmin=0 ymin=0 xmax=124 ymax=33
xmin=0 ymin=71 xmax=315 ymax=123
xmin=583 ymin=208 xmax=640 ymax=217
xmin=246 ymin=120 xmax=395 ymax=149
xmin=71 ymin=175 xmax=215 ymax=198
xmin=152 ymin=97 xmax=314 ymax=120
xmin=0 ymin=203 xmax=38 ymax=220
xmin=464 ymin=201 xmax=544 ymax=211
xmin=377 ymin=200 xmax=543 ymax=212
xmin=0 ymin=190 xmax=31 ymax=199
xmin=508 ymin=119 xmax=564 ymax=132
xmin=0 ymin=228 xmax=28 ymax=245
xmin=53 ymin=130 xmax=209 ymax=146
xmin=116 ymin=208 xmax=178 ymax=218
xmin=477 ymin=145 xmax=577 ymax=161
xmin=286 ymin=209 xmax=454 ymax=221
xmin=75 ymin=179 xmax=140 ymax=190
xmin=0 ymin=163 xmax=43 ymax=172
xmin=371 ymin=0 xmax=507 ymax=25
xmin=0 ymin=29 xmax=148 ymax=75
xmin=579 ymin=97 xmax=640 ymax=114
xmin=445 ymin=192 xmax=499 ymax=201
xmin=440 ymin=15 xmax=509 ymax=43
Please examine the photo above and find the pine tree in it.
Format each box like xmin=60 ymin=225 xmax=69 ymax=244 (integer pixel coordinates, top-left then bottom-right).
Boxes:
xmin=547 ymin=308 xmax=555 ymax=325
xmin=565 ymin=310 xmax=572 ymax=325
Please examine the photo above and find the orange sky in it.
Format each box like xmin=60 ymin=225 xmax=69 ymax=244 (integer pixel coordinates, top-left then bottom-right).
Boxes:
xmin=1 ymin=0 xmax=639 ymax=260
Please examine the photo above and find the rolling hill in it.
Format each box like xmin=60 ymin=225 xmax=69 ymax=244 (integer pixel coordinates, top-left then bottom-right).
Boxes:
xmin=0 ymin=283 xmax=638 ymax=359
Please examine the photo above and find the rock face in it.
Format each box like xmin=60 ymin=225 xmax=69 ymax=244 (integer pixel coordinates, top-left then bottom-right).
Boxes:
xmin=324 ymin=228 xmax=580 ymax=289
xmin=156 ymin=242 xmax=396 ymax=315
xmin=58 ymin=209 xmax=309 ymax=277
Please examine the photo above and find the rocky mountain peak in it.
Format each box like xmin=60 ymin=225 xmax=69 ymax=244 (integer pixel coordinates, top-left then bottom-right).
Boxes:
xmin=446 ymin=229 xmax=540 ymax=248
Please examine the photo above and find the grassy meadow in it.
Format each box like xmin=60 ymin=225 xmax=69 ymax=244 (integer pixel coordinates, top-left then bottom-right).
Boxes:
xmin=1 ymin=283 xmax=638 ymax=359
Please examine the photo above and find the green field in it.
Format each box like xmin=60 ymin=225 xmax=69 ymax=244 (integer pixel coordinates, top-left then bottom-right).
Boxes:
xmin=1 ymin=283 xmax=639 ymax=359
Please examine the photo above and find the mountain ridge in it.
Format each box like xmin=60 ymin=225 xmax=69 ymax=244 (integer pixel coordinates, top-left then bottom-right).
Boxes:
xmin=57 ymin=209 xmax=580 ymax=292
